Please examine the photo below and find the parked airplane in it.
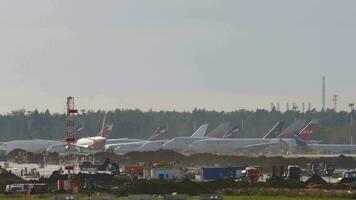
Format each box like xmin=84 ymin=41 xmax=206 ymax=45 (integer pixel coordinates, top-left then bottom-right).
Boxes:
xmin=188 ymin=120 xmax=318 ymax=155
xmin=47 ymin=115 xmax=113 ymax=153
xmin=163 ymin=121 xmax=288 ymax=154
xmin=0 ymin=139 xmax=64 ymax=154
xmin=0 ymin=122 xmax=85 ymax=153
xmin=293 ymin=120 xmax=356 ymax=154
xmin=104 ymin=126 xmax=170 ymax=152
xmin=114 ymin=123 xmax=209 ymax=155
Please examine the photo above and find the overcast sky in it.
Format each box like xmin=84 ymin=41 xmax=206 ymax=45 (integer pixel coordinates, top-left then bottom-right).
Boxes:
xmin=0 ymin=0 xmax=355 ymax=113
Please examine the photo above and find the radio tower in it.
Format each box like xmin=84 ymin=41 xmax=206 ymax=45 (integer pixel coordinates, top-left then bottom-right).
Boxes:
xmin=65 ymin=97 xmax=78 ymax=193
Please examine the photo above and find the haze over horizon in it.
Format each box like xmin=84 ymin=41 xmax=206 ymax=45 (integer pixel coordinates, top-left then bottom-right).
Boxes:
xmin=1 ymin=0 xmax=356 ymax=113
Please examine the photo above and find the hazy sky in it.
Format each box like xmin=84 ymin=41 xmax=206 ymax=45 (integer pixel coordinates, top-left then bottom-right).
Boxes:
xmin=1 ymin=0 xmax=356 ymax=113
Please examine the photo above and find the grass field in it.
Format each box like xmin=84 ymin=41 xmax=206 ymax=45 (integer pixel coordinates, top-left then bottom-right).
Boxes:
xmin=223 ymin=196 xmax=350 ymax=200
xmin=0 ymin=196 xmax=351 ymax=200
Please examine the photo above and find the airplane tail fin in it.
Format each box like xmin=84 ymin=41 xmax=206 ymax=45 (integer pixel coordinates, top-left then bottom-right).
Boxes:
xmin=191 ymin=123 xmax=208 ymax=138
xmin=297 ymin=119 xmax=319 ymax=140
xmin=223 ymin=125 xmax=240 ymax=138
xmin=147 ymin=127 xmax=169 ymax=141
xmin=277 ymin=119 xmax=307 ymax=138
xmin=263 ymin=121 xmax=285 ymax=139
xmin=205 ymin=122 xmax=230 ymax=138
xmin=100 ymin=124 xmax=113 ymax=139
xmin=294 ymin=134 xmax=309 ymax=150
xmin=98 ymin=113 xmax=113 ymax=139
xmin=72 ymin=120 xmax=84 ymax=140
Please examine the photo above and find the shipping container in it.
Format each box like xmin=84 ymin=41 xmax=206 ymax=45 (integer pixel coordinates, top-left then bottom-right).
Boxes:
xmin=201 ymin=167 xmax=231 ymax=180
xmin=122 ymin=165 xmax=144 ymax=175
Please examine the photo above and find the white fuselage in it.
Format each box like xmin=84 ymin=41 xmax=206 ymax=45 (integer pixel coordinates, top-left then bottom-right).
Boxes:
xmin=138 ymin=140 xmax=168 ymax=152
xmin=114 ymin=142 xmax=147 ymax=155
xmin=189 ymin=138 xmax=297 ymax=154
xmin=106 ymin=138 xmax=144 ymax=145
xmin=76 ymin=136 xmax=106 ymax=150
xmin=161 ymin=137 xmax=210 ymax=153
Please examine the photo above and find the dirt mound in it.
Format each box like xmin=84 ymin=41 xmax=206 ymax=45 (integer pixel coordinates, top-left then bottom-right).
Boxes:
xmin=94 ymin=152 xmax=121 ymax=163
xmin=305 ymin=175 xmax=327 ymax=185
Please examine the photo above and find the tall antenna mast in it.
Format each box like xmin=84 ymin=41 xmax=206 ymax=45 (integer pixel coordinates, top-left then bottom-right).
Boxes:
xmin=65 ymin=96 xmax=78 ymax=194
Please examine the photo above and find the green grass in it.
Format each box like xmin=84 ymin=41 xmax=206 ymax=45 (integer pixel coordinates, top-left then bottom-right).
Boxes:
xmin=223 ymin=196 xmax=349 ymax=200
xmin=0 ymin=195 xmax=351 ymax=200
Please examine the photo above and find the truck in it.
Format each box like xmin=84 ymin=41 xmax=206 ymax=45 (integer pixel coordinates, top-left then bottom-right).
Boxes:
xmin=242 ymin=167 xmax=260 ymax=182
xmin=285 ymin=165 xmax=302 ymax=182
xmin=338 ymin=171 xmax=356 ymax=184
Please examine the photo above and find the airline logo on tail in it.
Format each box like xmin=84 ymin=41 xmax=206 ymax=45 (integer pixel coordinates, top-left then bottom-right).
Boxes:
xmin=297 ymin=119 xmax=319 ymax=140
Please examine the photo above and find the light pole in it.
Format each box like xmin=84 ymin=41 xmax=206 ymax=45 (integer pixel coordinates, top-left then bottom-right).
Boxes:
xmin=349 ymin=103 xmax=354 ymax=145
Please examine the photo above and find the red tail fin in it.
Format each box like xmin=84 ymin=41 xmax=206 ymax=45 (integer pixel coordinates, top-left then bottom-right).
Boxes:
xmin=298 ymin=119 xmax=318 ymax=140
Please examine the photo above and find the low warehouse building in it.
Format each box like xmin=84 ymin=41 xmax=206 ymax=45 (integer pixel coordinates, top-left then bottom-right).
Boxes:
xmin=144 ymin=168 xmax=183 ymax=180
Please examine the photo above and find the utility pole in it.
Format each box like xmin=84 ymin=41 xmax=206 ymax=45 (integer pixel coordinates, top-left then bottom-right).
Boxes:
xmin=322 ymin=76 xmax=326 ymax=111
xmin=333 ymin=95 xmax=338 ymax=112
xmin=349 ymin=103 xmax=354 ymax=145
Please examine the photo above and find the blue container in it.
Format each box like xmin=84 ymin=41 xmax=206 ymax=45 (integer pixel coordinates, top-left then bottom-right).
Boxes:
xmin=202 ymin=167 xmax=231 ymax=180
xmin=159 ymin=173 xmax=165 ymax=180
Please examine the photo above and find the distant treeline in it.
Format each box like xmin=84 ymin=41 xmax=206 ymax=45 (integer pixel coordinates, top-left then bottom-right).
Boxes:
xmin=0 ymin=108 xmax=353 ymax=143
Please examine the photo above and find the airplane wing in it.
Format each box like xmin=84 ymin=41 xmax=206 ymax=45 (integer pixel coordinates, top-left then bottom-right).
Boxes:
xmin=237 ymin=142 xmax=276 ymax=152
xmin=73 ymin=144 xmax=90 ymax=148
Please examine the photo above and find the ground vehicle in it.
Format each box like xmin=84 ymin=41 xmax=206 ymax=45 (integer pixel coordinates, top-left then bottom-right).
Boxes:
xmin=5 ymin=183 xmax=48 ymax=194
xmin=242 ymin=167 xmax=260 ymax=182
xmin=79 ymin=161 xmax=98 ymax=171
xmin=285 ymin=165 xmax=301 ymax=182
xmin=338 ymin=171 xmax=356 ymax=184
